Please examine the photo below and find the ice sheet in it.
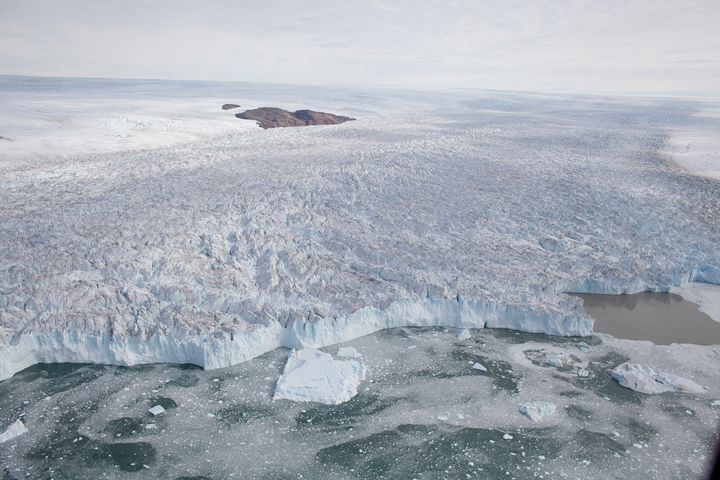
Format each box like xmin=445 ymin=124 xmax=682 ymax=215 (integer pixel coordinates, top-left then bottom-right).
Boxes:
xmin=1 ymin=76 xmax=719 ymax=380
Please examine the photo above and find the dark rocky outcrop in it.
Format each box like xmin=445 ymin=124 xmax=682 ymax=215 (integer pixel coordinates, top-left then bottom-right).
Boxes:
xmin=235 ymin=107 xmax=355 ymax=129
xmin=221 ymin=103 xmax=241 ymax=110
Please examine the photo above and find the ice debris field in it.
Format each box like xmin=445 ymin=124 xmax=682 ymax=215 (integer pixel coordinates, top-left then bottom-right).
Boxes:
xmin=0 ymin=76 xmax=720 ymax=478
xmin=1 ymin=327 xmax=719 ymax=479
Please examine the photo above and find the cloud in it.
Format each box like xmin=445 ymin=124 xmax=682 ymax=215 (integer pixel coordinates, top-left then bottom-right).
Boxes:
xmin=0 ymin=0 xmax=719 ymax=94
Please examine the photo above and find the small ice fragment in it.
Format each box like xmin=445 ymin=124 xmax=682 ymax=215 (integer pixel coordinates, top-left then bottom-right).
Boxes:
xmin=609 ymin=363 xmax=706 ymax=394
xmin=0 ymin=420 xmax=28 ymax=444
xmin=503 ymin=434 xmax=513 ymax=440
xmin=577 ymin=368 xmax=590 ymax=378
xmin=407 ymin=345 xmax=417 ymax=350
xmin=545 ymin=353 xmax=572 ymax=368
xmin=577 ymin=342 xmax=593 ymax=353
xmin=633 ymin=443 xmax=643 ymax=449
xmin=472 ymin=363 xmax=488 ymax=372
xmin=145 ymin=424 xmax=157 ymax=429
xmin=457 ymin=329 xmax=471 ymax=341
xmin=437 ymin=416 xmax=449 ymax=421
xmin=538 ymin=455 xmax=546 ymax=460
xmin=518 ymin=402 xmax=556 ymax=422
xmin=456 ymin=413 xmax=465 ymax=419
xmin=612 ymin=431 xmax=620 ymax=437
xmin=711 ymin=400 xmax=720 ymax=406
xmin=148 ymin=405 xmax=165 ymax=416
xmin=337 ymin=347 xmax=362 ymax=359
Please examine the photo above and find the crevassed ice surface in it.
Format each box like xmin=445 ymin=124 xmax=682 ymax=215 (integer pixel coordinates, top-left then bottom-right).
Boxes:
xmin=0 ymin=76 xmax=719 ymax=377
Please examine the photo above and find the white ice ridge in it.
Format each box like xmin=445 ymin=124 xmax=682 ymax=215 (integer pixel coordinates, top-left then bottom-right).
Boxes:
xmin=0 ymin=297 xmax=591 ymax=381
xmin=609 ymin=362 xmax=707 ymax=395
xmin=0 ymin=420 xmax=28 ymax=444
xmin=273 ymin=348 xmax=366 ymax=404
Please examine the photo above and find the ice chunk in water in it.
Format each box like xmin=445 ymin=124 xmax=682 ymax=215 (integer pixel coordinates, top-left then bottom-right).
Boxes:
xmin=0 ymin=420 xmax=28 ymax=444
xmin=336 ymin=346 xmax=362 ymax=359
xmin=457 ymin=329 xmax=472 ymax=341
xmin=545 ymin=353 xmax=572 ymax=368
xmin=273 ymin=348 xmax=366 ymax=405
xmin=148 ymin=405 xmax=166 ymax=416
xmin=518 ymin=402 xmax=556 ymax=422
xmin=472 ymin=362 xmax=488 ymax=372
xmin=609 ymin=362 xmax=706 ymax=394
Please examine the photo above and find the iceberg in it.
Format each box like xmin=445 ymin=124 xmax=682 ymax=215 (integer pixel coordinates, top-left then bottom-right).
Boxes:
xmin=609 ymin=362 xmax=707 ymax=394
xmin=518 ymin=402 xmax=556 ymax=422
xmin=457 ymin=329 xmax=472 ymax=341
xmin=0 ymin=420 xmax=28 ymax=444
xmin=273 ymin=348 xmax=366 ymax=405
xmin=148 ymin=405 xmax=166 ymax=416
xmin=545 ymin=353 xmax=573 ymax=368
xmin=471 ymin=362 xmax=487 ymax=372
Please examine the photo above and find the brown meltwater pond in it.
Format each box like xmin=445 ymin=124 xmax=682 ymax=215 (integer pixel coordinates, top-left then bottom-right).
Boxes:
xmin=572 ymin=292 xmax=720 ymax=345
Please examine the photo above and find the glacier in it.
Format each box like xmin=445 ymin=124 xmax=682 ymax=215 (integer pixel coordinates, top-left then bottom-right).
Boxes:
xmin=1 ymin=76 xmax=720 ymax=380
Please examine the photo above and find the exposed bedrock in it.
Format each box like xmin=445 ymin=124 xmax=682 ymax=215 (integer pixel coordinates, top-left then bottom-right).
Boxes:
xmin=235 ymin=107 xmax=355 ymax=129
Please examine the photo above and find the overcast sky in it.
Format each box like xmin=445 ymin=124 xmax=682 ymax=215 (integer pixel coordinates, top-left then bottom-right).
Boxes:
xmin=1 ymin=0 xmax=719 ymax=95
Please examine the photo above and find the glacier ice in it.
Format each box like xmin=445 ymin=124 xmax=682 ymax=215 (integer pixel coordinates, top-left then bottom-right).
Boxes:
xmin=272 ymin=348 xmax=366 ymax=404
xmin=1 ymin=77 xmax=719 ymax=380
xmin=609 ymin=362 xmax=707 ymax=394
xmin=518 ymin=402 xmax=556 ymax=422
xmin=0 ymin=420 xmax=28 ymax=444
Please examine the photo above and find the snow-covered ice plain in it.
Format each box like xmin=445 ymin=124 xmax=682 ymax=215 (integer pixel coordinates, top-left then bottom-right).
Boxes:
xmin=1 ymin=76 xmax=720 ymax=478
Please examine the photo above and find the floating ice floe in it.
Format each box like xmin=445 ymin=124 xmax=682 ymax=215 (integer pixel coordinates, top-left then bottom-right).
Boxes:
xmin=609 ymin=362 xmax=706 ymax=394
xmin=0 ymin=420 xmax=28 ymax=444
xmin=273 ymin=348 xmax=366 ymax=405
xmin=457 ymin=329 xmax=472 ymax=341
xmin=148 ymin=405 xmax=166 ymax=416
xmin=545 ymin=353 xmax=572 ymax=368
xmin=518 ymin=402 xmax=556 ymax=422
xmin=336 ymin=346 xmax=362 ymax=359
xmin=472 ymin=362 xmax=488 ymax=372
xmin=577 ymin=368 xmax=591 ymax=378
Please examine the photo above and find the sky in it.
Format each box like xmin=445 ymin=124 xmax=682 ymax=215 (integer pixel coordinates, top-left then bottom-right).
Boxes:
xmin=1 ymin=0 xmax=719 ymax=95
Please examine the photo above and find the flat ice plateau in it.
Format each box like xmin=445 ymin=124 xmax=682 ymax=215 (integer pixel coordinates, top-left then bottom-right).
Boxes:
xmin=1 ymin=76 xmax=720 ymax=380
